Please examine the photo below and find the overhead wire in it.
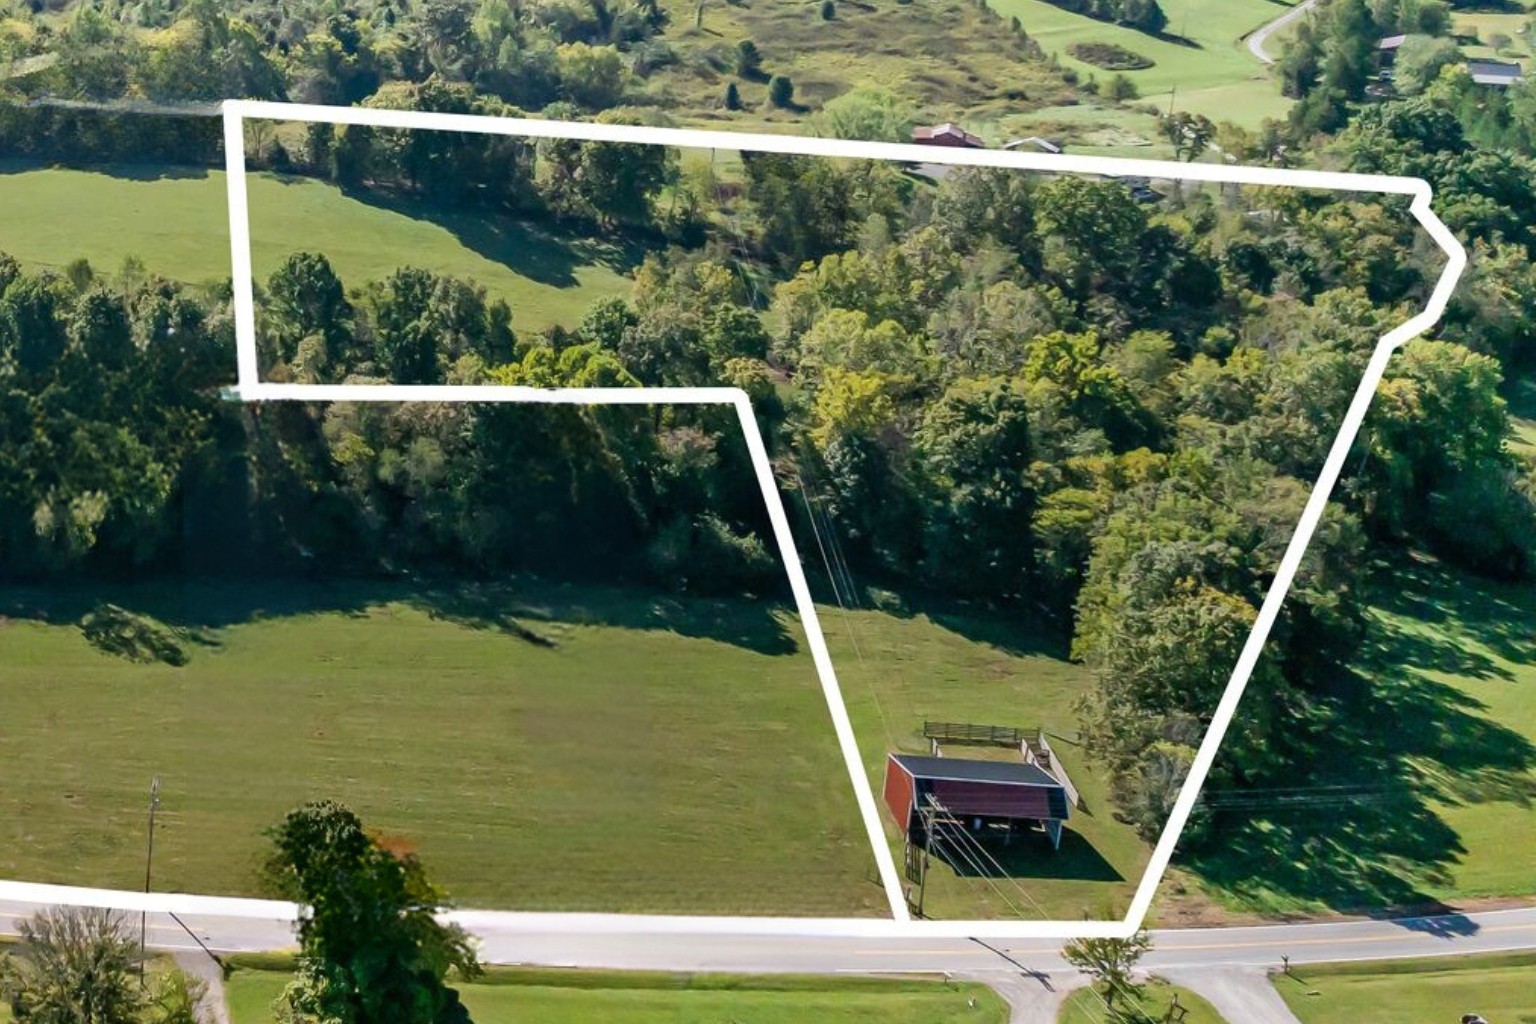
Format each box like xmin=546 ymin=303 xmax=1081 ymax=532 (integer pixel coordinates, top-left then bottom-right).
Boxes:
xmin=920 ymin=798 xmax=1035 ymax=921
xmin=931 ymin=799 xmax=1055 ymax=922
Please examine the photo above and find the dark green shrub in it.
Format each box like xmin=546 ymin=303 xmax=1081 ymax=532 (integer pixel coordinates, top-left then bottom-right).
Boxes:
xmin=768 ymin=74 xmax=794 ymax=108
xmin=1068 ymin=41 xmax=1155 ymax=70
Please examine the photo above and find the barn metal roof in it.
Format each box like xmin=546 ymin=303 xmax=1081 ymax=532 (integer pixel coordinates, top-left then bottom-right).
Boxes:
xmin=890 ymin=753 xmax=1063 ymax=788
xmin=1469 ymin=59 xmax=1523 ymax=86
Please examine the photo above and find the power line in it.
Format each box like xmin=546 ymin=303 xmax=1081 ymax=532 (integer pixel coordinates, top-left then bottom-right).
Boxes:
xmin=919 ymin=798 xmax=1034 ymax=921
xmin=933 ymin=801 xmax=1054 ymax=921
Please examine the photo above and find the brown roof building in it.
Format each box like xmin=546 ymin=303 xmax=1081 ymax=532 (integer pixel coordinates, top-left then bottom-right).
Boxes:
xmin=883 ymin=753 xmax=1070 ymax=851
xmin=912 ymin=122 xmax=985 ymax=148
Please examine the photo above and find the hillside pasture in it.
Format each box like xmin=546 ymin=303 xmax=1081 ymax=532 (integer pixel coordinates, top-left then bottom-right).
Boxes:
xmin=0 ymin=578 xmax=885 ymax=917
xmin=647 ymin=0 xmax=1075 ymax=136
xmin=0 ymin=163 xmax=635 ymax=331
xmin=986 ymin=0 xmax=1294 ymax=127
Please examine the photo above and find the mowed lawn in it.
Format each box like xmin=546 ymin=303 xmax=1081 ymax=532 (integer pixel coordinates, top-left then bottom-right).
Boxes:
xmin=226 ymin=967 xmax=1008 ymax=1024
xmin=0 ymin=580 xmax=886 ymax=917
xmin=827 ymin=600 xmax=1149 ymax=922
xmin=0 ymin=163 xmax=635 ymax=330
xmin=1367 ymin=561 xmax=1536 ymax=903
xmin=1273 ymin=953 xmax=1536 ymax=1024
xmin=986 ymin=0 xmax=1293 ymax=127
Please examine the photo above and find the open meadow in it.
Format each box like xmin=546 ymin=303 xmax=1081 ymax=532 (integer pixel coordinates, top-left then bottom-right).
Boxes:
xmin=0 ymin=573 xmax=1144 ymax=922
xmin=0 ymin=578 xmax=884 ymax=917
xmin=985 ymin=0 xmax=1293 ymax=127
xmin=1272 ymin=952 xmax=1536 ymax=1023
xmin=0 ymin=163 xmax=635 ymax=331
xmin=1452 ymin=1 xmax=1535 ymax=63
xmin=224 ymin=964 xmax=1008 ymax=1024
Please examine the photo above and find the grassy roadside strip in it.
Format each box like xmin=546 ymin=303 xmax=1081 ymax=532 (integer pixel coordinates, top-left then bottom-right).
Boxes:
xmin=1273 ymin=951 xmax=1536 ymax=1023
xmin=221 ymin=958 xmax=1009 ymax=1024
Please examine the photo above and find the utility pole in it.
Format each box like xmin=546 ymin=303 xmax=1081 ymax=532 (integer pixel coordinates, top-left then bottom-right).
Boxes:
xmin=140 ymin=776 xmax=161 ymax=987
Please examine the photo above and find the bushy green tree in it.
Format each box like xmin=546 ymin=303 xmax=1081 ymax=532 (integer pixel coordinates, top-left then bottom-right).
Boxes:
xmin=817 ymin=87 xmax=917 ymax=142
xmin=264 ymin=800 xmax=482 ymax=1024
xmin=915 ymin=377 xmax=1036 ymax=595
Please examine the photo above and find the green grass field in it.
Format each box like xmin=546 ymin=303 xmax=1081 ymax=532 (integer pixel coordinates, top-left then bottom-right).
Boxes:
xmin=0 ymin=574 xmax=1141 ymax=922
xmin=1273 ymin=952 xmax=1536 ymax=1024
xmin=1173 ymin=553 xmax=1536 ymax=919
xmin=986 ymin=0 xmax=1293 ymax=127
xmin=0 ymin=163 xmax=635 ymax=331
xmin=828 ymin=597 xmax=1149 ymax=922
xmin=1452 ymin=3 xmax=1534 ymax=63
xmin=0 ymin=578 xmax=885 ymax=917
xmin=1059 ymin=979 xmax=1226 ymax=1024
xmin=225 ymin=966 xmax=1008 ymax=1024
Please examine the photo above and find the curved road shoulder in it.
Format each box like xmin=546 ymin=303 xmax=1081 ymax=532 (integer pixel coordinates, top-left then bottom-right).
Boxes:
xmin=1247 ymin=0 xmax=1325 ymax=64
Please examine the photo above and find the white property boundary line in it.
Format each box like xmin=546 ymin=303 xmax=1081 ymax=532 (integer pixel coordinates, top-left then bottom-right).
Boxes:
xmin=0 ymin=101 xmax=1466 ymax=942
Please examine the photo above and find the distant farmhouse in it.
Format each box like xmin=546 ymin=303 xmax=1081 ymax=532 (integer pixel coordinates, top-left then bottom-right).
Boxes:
xmin=1378 ymin=34 xmax=1407 ymax=63
xmin=912 ymin=122 xmax=985 ymax=149
xmin=1468 ymin=58 xmax=1524 ymax=88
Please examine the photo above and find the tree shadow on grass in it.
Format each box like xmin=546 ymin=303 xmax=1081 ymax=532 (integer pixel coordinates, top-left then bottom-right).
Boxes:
xmin=415 ymin=578 xmax=800 ymax=656
xmin=0 ymin=157 xmax=212 ymax=182
xmin=1180 ymin=554 xmax=1536 ymax=915
xmin=0 ymin=573 xmax=800 ymax=658
xmin=314 ymin=180 xmax=649 ymax=289
xmin=1375 ymin=551 xmax=1536 ymax=673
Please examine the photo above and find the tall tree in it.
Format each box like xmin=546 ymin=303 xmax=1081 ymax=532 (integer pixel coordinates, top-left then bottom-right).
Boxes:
xmin=265 ymin=800 xmax=482 ymax=1024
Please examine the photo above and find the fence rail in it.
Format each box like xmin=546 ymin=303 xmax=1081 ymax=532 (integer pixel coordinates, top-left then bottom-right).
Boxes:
xmin=922 ymin=721 xmax=1039 ymax=747
xmin=1033 ymin=732 xmax=1083 ymax=810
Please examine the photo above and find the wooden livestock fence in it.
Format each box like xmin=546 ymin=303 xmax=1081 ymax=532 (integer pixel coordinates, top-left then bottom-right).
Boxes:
xmin=922 ymin=721 xmax=1039 ymax=749
xmin=923 ymin=721 xmax=1084 ymax=811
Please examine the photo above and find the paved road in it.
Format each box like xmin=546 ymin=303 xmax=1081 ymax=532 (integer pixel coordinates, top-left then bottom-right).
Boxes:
xmin=5 ymin=900 xmax=1534 ymax=1023
xmin=1246 ymin=0 xmax=1325 ymax=64
xmin=3 ymin=899 xmax=1533 ymax=974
